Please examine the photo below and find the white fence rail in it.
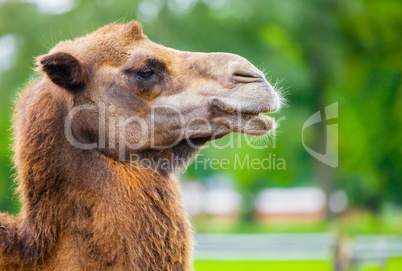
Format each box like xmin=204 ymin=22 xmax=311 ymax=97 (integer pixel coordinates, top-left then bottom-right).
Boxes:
xmin=194 ymin=233 xmax=402 ymax=271
xmin=351 ymin=235 xmax=402 ymax=270
xmin=193 ymin=233 xmax=336 ymax=261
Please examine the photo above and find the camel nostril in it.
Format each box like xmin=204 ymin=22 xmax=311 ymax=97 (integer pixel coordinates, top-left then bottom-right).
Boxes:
xmin=232 ymin=70 xmax=264 ymax=83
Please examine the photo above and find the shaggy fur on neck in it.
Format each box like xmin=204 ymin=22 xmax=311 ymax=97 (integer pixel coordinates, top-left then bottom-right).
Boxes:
xmin=0 ymin=82 xmax=193 ymax=270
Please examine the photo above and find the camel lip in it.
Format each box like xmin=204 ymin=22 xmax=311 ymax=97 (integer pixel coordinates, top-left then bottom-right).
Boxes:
xmin=210 ymin=98 xmax=277 ymax=116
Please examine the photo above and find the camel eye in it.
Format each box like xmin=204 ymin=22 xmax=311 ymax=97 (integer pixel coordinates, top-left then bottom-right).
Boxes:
xmin=137 ymin=68 xmax=154 ymax=79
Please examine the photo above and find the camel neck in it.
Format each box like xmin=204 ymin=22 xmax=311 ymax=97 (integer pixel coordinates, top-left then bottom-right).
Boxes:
xmin=9 ymin=84 xmax=193 ymax=270
xmin=61 ymin=152 xmax=194 ymax=270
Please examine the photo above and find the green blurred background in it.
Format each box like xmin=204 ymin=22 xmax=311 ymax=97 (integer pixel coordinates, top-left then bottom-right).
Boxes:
xmin=0 ymin=0 xmax=401 ymax=269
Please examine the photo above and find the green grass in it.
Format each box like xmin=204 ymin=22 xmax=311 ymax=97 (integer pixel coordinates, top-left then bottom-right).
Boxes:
xmin=194 ymin=261 xmax=331 ymax=271
xmin=194 ymin=258 xmax=402 ymax=271
xmin=359 ymin=258 xmax=402 ymax=271
xmin=387 ymin=258 xmax=402 ymax=271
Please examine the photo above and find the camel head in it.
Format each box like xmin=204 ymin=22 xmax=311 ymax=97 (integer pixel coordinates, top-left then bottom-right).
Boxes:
xmin=38 ymin=21 xmax=282 ymax=169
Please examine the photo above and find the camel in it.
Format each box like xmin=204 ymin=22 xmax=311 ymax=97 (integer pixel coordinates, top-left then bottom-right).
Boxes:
xmin=0 ymin=21 xmax=281 ymax=270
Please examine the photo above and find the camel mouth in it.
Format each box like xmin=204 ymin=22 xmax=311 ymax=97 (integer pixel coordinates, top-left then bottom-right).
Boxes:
xmin=210 ymin=98 xmax=277 ymax=136
xmin=210 ymin=98 xmax=278 ymax=117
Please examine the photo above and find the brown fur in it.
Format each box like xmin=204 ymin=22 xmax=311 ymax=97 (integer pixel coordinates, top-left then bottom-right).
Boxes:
xmin=0 ymin=21 xmax=280 ymax=270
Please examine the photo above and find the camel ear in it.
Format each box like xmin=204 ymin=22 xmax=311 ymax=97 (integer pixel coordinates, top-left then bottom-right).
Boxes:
xmin=39 ymin=52 xmax=89 ymax=91
xmin=124 ymin=21 xmax=145 ymax=40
